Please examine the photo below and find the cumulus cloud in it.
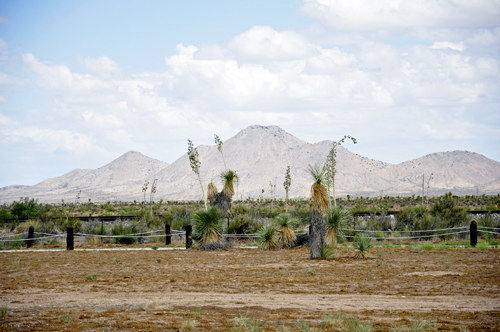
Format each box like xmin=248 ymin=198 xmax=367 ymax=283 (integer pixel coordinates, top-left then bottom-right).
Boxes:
xmin=0 ymin=14 xmax=499 ymax=188
xmin=429 ymin=41 xmax=465 ymax=51
xmin=301 ymin=0 xmax=500 ymax=31
xmin=229 ymin=26 xmax=313 ymax=60
xmin=77 ymin=55 xmax=122 ymax=77
xmin=1 ymin=124 xmax=108 ymax=155
xmin=166 ymin=32 xmax=392 ymax=107
xmin=466 ymin=27 xmax=500 ymax=50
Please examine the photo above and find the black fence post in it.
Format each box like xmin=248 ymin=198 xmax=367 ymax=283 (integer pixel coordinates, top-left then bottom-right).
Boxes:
xmin=67 ymin=226 xmax=74 ymax=250
xmin=165 ymin=223 xmax=171 ymax=245
xmin=185 ymin=225 xmax=192 ymax=249
xmin=470 ymin=220 xmax=477 ymax=248
xmin=27 ymin=226 xmax=34 ymax=248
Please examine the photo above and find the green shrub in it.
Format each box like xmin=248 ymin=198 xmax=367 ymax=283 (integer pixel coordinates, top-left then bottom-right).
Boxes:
xmin=228 ymin=214 xmax=253 ymax=234
xmin=353 ymin=233 xmax=373 ymax=259
xmin=1 ymin=302 xmax=8 ymax=318
xmin=321 ymin=244 xmax=335 ymax=259
xmin=422 ymin=242 xmax=434 ymax=251
xmin=266 ymin=209 xmax=279 ymax=218
xmin=233 ymin=203 xmax=249 ymax=215
xmin=191 ymin=207 xmax=223 ymax=247
xmin=431 ymin=192 xmax=470 ymax=228
xmin=343 ymin=315 xmax=372 ymax=332
xmin=57 ymin=218 xmax=83 ymax=233
xmin=476 ymin=241 xmax=489 ymax=252
xmin=257 ymin=223 xmax=278 ymax=250
xmin=110 ymin=221 xmax=145 ymax=244
xmin=374 ymin=231 xmax=384 ymax=241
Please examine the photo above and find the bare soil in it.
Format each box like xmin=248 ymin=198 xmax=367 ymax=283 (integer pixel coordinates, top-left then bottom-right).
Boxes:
xmin=1 ymin=246 xmax=499 ymax=331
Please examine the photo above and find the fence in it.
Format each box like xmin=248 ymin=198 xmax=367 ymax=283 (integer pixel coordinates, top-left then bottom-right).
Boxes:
xmin=1 ymin=220 xmax=499 ymax=250
xmin=2 ymin=210 xmax=499 ymax=224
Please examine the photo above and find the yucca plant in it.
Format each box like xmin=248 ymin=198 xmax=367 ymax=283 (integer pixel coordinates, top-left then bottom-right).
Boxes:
xmin=212 ymin=169 xmax=238 ymax=218
xmin=220 ymin=169 xmax=238 ymax=197
xmin=353 ymin=233 xmax=373 ymax=259
xmin=258 ymin=223 xmax=279 ymax=250
xmin=326 ymin=206 xmax=351 ymax=247
xmin=274 ymin=213 xmax=299 ymax=247
xmin=321 ymin=243 xmax=335 ymax=259
xmin=308 ymin=164 xmax=329 ymax=259
xmin=207 ymin=182 xmax=218 ymax=205
xmin=191 ymin=207 xmax=223 ymax=247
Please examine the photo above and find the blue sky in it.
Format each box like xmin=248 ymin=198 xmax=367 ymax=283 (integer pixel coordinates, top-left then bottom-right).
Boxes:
xmin=0 ymin=0 xmax=499 ymax=187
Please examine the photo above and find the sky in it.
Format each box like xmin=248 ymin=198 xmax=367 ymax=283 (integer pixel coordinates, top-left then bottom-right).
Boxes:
xmin=0 ymin=0 xmax=499 ymax=188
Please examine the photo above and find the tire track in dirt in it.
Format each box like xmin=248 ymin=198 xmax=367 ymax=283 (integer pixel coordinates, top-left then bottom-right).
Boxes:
xmin=6 ymin=291 xmax=500 ymax=313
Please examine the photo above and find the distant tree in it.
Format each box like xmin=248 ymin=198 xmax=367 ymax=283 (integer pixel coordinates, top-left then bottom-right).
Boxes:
xmin=12 ymin=197 xmax=39 ymax=219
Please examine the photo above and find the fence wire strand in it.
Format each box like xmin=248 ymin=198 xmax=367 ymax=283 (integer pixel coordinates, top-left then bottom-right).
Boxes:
xmin=343 ymin=230 xmax=470 ymax=240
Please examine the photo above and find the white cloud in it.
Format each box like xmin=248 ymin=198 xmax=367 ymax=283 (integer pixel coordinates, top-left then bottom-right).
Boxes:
xmin=301 ymin=0 xmax=500 ymax=31
xmin=165 ymin=30 xmax=393 ymax=107
xmin=0 ymin=18 xmax=498 ymax=186
xmin=77 ymin=55 xmax=121 ymax=77
xmin=0 ymin=113 xmax=16 ymax=126
xmin=429 ymin=41 xmax=465 ymax=51
xmin=1 ymin=126 xmax=108 ymax=155
xmin=229 ymin=26 xmax=313 ymax=60
xmin=466 ymin=27 xmax=500 ymax=49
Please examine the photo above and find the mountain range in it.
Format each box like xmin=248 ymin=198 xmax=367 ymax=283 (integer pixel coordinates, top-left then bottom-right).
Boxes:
xmin=1 ymin=125 xmax=500 ymax=204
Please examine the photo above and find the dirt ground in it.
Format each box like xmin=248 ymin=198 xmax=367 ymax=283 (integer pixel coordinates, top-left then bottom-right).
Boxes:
xmin=0 ymin=245 xmax=499 ymax=331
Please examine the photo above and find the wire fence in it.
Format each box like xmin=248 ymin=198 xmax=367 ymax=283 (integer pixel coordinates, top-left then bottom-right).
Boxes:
xmin=1 ymin=220 xmax=498 ymax=247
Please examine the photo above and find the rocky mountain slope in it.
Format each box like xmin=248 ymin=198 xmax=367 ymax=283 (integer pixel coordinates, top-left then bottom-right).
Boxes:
xmin=1 ymin=125 xmax=499 ymax=203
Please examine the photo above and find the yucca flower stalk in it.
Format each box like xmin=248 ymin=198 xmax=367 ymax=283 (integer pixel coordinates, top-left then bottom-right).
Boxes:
xmin=258 ymin=223 xmax=279 ymax=250
xmin=323 ymin=135 xmax=357 ymax=208
xmin=273 ymin=213 xmax=299 ymax=248
xmin=191 ymin=207 xmax=223 ymax=247
xmin=283 ymin=165 xmax=291 ymax=213
xmin=308 ymin=164 xmax=329 ymax=259
xmin=187 ymin=139 xmax=207 ymax=210
xmin=214 ymin=134 xmax=228 ymax=172
xmin=325 ymin=206 xmax=352 ymax=247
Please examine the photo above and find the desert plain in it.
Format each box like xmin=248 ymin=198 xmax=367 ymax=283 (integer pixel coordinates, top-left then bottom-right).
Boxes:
xmin=0 ymin=245 xmax=499 ymax=331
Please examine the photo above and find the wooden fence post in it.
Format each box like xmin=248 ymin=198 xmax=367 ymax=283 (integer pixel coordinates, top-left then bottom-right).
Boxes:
xmin=185 ymin=225 xmax=192 ymax=249
xmin=165 ymin=223 xmax=171 ymax=245
xmin=470 ymin=220 xmax=477 ymax=247
xmin=67 ymin=226 xmax=74 ymax=250
xmin=27 ymin=226 xmax=34 ymax=248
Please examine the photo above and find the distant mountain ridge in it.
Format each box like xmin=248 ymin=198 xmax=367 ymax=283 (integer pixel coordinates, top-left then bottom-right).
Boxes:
xmin=1 ymin=125 xmax=499 ymax=203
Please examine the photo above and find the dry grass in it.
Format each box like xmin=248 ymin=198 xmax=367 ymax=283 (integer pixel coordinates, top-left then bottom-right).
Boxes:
xmin=207 ymin=182 xmax=218 ymax=205
xmin=325 ymin=228 xmax=338 ymax=247
xmin=311 ymin=183 xmax=329 ymax=215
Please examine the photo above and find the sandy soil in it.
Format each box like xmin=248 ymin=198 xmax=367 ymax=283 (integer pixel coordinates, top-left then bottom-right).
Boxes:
xmin=0 ymin=246 xmax=499 ymax=331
